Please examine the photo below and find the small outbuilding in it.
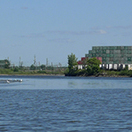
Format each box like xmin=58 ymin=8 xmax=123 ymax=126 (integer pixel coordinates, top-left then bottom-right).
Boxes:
xmin=0 ymin=59 xmax=10 ymax=68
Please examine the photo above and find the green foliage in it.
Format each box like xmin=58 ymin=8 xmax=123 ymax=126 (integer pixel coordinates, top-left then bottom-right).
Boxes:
xmin=30 ymin=64 xmax=36 ymax=70
xmin=68 ymin=53 xmax=78 ymax=70
xmin=86 ymin=58 xmax=101 ymax=75
xmin=86 ymin=65 xmax=93 ymax=75
xmin=98 ymin=69 xmax=132 ymax=77
xmin=64 ymin=68 xmax=69 ymax=75
xmin=124 ymin=65 xmax=128 ymax=71
xmin=92 ymin=65 xmax=100 ymax=75
xmin=37 ymin=70 xmax=46 ymax=74
xmin=77 ymin=69 xmax=86 ymax=76
xmin=87 ymin=57 xmax=101 ymax=66
xmin=13 ymin=67 xmax=19 ymax=72
xmin=81 ymin=58 xmax=89 ymax=66
xmin=119 ymin=69 xmax=132 ymax=76
xmin=67 ymin=53 xmax=78 ymax=76
xmin=4 ymin=64 xmax=10 ymax=69
xmin=65 ymin=55 xmax=102 ymax=76
xmin=40 ymin=64 xmax=46 ymax=70
xmin=0 ymin=69 xmax=12 ymax=74
xmin=46 ymin=66 xmax=54 ymax=70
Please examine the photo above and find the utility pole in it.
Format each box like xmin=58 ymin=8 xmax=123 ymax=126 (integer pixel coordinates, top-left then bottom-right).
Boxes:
xmin=34 ymin=55 xmax=37 ymax=70
xmin=19 ymin=57 xmax=23 ymax=69
xmin=46 ymin=58 xmax=48 ymax=67
xmin=51 ymin=62 xmax=54 ymax=73
xmin=19 ymin=57 xmax=21 ymax=67
xmin=34 ymin=55 xmax=36 ymax=65
xmin=39 ymin=62 xmax=40 ymax=70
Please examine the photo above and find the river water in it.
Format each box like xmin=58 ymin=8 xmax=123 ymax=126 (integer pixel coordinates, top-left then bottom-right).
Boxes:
xmin=0 ymin=76 xmax=132 ymax=131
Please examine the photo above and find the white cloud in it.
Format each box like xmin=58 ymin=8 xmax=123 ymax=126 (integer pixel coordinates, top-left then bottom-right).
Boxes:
xmin=48 ymin=38 xmax=74 ymax=43
xmin=106 ymin=25 xmax=132 ymax=29
xmin=20 ymin=33 xmax=45 ymax=38
xmin=47 ymin=30 xmax=107 ymax=35
xmin=99 ymin=30 xmax=107 ymax=34
xmin=47 ymin=31 xmax=88 ymax=35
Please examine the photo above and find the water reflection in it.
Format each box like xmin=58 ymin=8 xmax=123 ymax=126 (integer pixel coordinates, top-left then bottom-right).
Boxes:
xmin=0 ymin=76 xmax=132 ymax=131
xmin=68 ymin=79 xmax=118 ymax=89
xmin=68 ymin=81 xmax=78 ymax=88
xmin=0 ymin=76 xmax=132 ymax=89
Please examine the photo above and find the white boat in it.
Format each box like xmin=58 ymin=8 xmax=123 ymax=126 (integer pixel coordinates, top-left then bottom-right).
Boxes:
xmin=0 ymin=79 xmax=22 ymax=83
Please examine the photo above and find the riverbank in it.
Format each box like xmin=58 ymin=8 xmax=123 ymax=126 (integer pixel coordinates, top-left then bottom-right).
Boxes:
xmin=0 ymin=69 xmax=132 ymax=78
xmin=0 ymin=73 xmax=130 ymax=78
xmin=0 ymin=74 xmax=65 ymax=77
xmin=65 ymin=69 xmax=132 ymax=77
xmin=0 ymin=69 xmax=65 ymax=77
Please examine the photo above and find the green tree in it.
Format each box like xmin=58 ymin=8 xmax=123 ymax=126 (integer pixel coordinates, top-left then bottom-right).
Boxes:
xmin=86 ymin=57 xmax=101 ymax=75
xmin=30 ymin=64 xmax=36 ymax=70
xmin=40 ymin=64 xmax=46 ymax=70
xmin=87 ymin=57 xmax=101 ymax=66
xmin=13 ymin=66 xmax=19 ymax=72
xmin=92 ymin=65 xmax=100 ymax=75
xmin=67 ymin=53 xmax=78 ymax=75
xmin=86 ymin=65 xmax=93 ymax=75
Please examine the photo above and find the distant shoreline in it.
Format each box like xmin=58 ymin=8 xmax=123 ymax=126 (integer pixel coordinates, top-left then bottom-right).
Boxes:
xmin=0 ymin=74 xmax=130 ymax=78
xmin=0 ymin=74 xmax=65 ymax=77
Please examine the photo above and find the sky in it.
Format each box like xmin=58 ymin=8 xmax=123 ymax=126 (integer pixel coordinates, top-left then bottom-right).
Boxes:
xmin=1 ymin=0 xmax=132 ymax=66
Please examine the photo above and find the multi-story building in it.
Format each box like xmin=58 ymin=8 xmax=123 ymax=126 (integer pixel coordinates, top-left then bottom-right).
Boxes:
xmin=0 ymin=59 xmax=10 ymax=69
xmin=85 ymin=46 xmax=132 ymax=70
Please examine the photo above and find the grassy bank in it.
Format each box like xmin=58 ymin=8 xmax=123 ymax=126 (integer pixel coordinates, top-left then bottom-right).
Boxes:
xmin=1 ymin=68 xmax=132 ymax=77
xmin=98 ymin=69 xmax=132 ymax=77
xmin=0 ymin=69 xmax=65 ymax=76
xmin=65 ymin=69 xmax=132 ymax=77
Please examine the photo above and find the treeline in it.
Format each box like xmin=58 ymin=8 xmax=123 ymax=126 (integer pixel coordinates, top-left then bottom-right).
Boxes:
xmin=1 ymin=54 xmax=132 ymax=77
xmin=99 ymin=69 xmax=132 ymax=77
xmin=0 ymin=64 xmax=67 ymax=75
xmin=65 ymin=53 xmax=132 ymax=77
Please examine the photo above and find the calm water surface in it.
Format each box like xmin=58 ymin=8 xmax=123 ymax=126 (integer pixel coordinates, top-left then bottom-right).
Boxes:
xmin=0 ymin=76 xmax=132 ymax=131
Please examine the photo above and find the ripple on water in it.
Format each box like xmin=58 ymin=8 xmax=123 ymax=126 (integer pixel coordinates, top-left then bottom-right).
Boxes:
xmin=0 ymin=78 xmax=132 ymax=131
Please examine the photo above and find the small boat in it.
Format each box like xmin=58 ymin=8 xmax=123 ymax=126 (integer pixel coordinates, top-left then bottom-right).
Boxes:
xmin=8 ymin=79 xmax=23 ymax=82
xmin=0 ymin=79 xmax=22 ymax=83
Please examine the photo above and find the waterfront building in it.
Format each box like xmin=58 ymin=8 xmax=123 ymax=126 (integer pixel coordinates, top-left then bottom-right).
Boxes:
xmin=85 ymin=46 xmax=132 ymax=70
xmin=0 ymin=59 xmax=10 ymax=68
xmin=77 ymin=57 xmax=102 ymax=70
